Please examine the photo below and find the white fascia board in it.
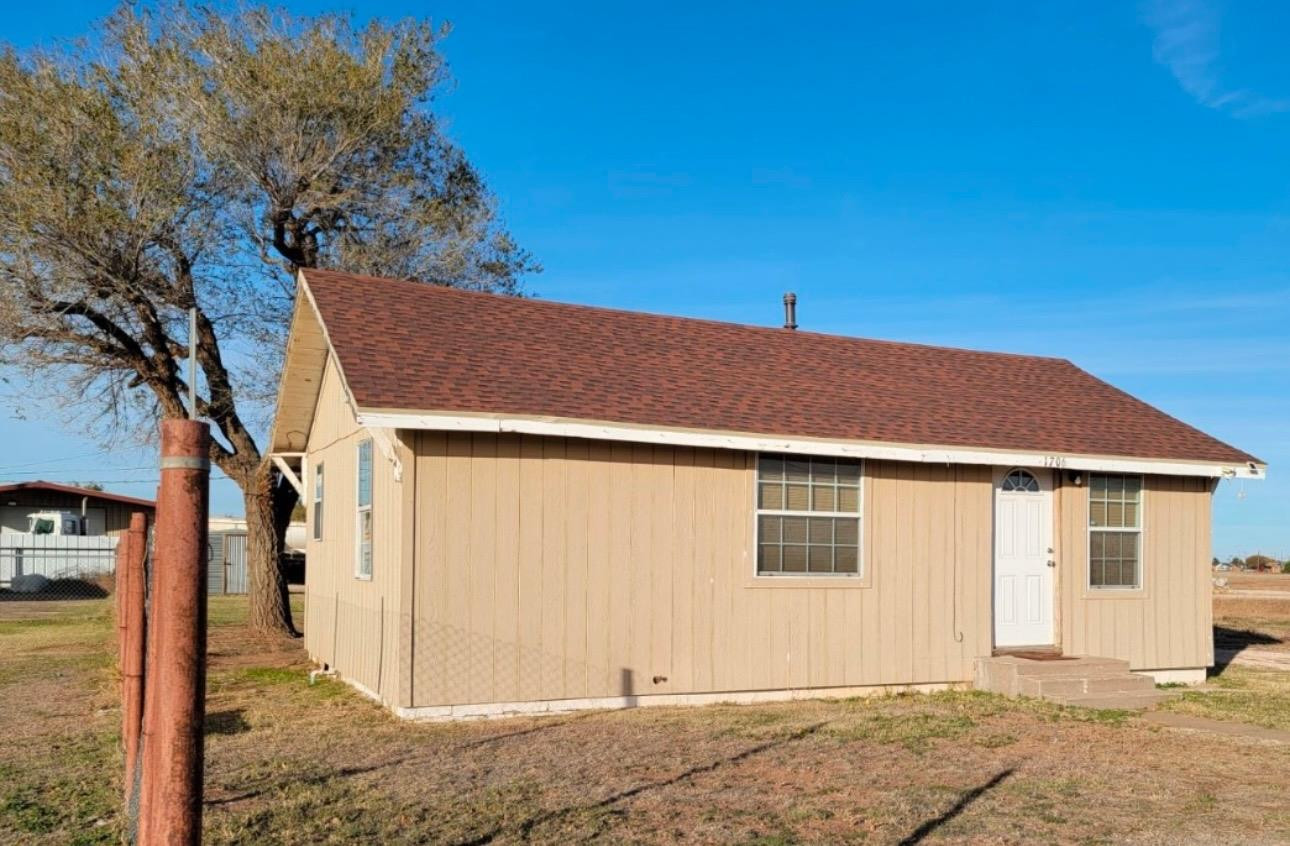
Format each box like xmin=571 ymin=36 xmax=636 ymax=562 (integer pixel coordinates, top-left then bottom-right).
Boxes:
xmin=354 ymin=411 xmax=1267 ymax=480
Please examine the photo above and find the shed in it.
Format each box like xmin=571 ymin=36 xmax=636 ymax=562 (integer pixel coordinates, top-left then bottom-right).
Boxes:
xmin=207 ymin=517 xmax=249 ymax=596
xmin=206 ymin=516 xmax=308 ymax=595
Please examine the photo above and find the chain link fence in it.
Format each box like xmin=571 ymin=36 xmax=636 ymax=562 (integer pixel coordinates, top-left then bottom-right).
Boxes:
xmin=0 ymin=532 xmax=118 ymax=600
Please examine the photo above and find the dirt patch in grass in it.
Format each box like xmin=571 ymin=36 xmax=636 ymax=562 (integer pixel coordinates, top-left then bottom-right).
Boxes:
xmin=206 ymin=595 xmax=308 ymax=672
xmin=5 ymin=597 xmax=1290 ymax=844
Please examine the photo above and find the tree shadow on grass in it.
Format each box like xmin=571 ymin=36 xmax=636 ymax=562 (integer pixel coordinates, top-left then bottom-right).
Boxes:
xmin=205 ymin=709 xmax=251 ymax=736
xmin=452 ymin=720 xmax=832 ymax=846
xmin=897 ymin=768 xmax=1015 ymax=845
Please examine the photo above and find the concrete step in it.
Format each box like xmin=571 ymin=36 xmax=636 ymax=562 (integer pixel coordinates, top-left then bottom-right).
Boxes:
xmin=975 ymin=655 xmax=1131 ymax=696
xmin=1010 ymin=656 xmax=1130 ymax=677
xmin=1049 ymin=688 xmax=1182 ymax=710
xmin=1017 ymin=672 xmax=1157 ymax=699
xmin=974 ymin=654 xmax=1179 ymax=710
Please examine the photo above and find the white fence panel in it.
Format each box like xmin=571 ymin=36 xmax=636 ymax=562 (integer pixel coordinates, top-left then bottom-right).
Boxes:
xmin=0 ymin=534 xmax=118 ymax=586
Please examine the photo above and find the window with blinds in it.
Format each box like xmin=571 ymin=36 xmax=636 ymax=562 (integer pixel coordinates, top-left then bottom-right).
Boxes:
xmin=1089 ymin=473 xmax=1142 ymax=589
xmin=756 ymin=455 xmax=862 ymax=577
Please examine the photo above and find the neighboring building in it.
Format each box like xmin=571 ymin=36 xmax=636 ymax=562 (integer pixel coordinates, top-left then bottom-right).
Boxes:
xmin=0 ymin=480 xmax=154 ymax=538
xmin=207 ymin=517 xmax=250 ymax=596
xmin=270 ymin=269 xmax=1265 ymax=719
xmin=207 ymin=516 xmax=308 ymax=595
xmin=0 ymin=481 xmax=155 ymax=589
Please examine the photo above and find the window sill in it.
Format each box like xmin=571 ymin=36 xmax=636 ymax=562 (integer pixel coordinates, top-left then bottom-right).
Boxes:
xmin=744 ymin=573 xmax=872 ymax=590
xmin=353 ymin=573 xmax=373 ymax=583
xmin=1082 ymin=587 xmax=1147 ymax=600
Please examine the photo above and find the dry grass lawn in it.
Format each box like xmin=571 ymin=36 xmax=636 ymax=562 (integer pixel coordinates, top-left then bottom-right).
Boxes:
xmin=3 ymin=597 xmax=1290 ymax=845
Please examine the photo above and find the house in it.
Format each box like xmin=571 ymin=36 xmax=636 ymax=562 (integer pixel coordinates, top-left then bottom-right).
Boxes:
xmin=269 ymin=269 xmax=1265 ymax=718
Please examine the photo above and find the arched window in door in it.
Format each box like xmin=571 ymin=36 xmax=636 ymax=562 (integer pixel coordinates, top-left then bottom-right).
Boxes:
xmin=1001 ymin=468 xmax=1040 ymax=493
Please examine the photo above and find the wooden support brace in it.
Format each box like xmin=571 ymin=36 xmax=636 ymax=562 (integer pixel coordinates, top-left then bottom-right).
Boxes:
xmin=270 ymin=453 xmax=305 ymax=497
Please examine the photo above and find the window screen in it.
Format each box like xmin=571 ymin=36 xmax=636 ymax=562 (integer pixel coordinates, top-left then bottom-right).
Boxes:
xmin=756 ymin=455 xmax=861 ymax=576
xmin=1089 ymin=473 xmax=1141 ymax=589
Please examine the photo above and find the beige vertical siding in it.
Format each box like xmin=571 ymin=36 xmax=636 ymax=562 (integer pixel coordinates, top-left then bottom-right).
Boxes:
xmin=408 ymin=432 xmax=997 ymax=708
xmin=303 ymin=355 xmax=403 ymax=702
xmin=300 ymin=409 xmax=1216 ymax=708
xmin=1057 ymin=475 xmax=1213 ymax=670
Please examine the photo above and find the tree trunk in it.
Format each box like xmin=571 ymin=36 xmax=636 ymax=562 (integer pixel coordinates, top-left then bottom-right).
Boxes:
xmin=243 ymin=460 xmax=297 ymax=636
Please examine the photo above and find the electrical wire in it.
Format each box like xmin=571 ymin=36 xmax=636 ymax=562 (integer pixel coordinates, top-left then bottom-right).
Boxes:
xmin=0 ymin=449 xmax=120 ymax=472
xmin=0 ymin=466 xmax=156 ymax=477
xmin=0 ymin=473 xmax=240 ymax=485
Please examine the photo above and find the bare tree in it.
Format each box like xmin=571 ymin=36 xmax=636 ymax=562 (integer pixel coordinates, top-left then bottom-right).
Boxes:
xmin=0 ymin=4 xmax=535 ymax=634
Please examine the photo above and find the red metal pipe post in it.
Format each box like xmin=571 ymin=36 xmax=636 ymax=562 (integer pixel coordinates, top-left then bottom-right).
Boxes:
xmin=115 ymin=533 xmax=130 ymax=675
xmin=138 ymin=420 xmax=210 ymax=846
xmin=122 ymin=511 xmax=148 ymax=807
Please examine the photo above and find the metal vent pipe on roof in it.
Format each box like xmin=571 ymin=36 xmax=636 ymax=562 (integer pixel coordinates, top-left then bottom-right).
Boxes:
xmin=783 ymin=292 xmax=798 ymax=330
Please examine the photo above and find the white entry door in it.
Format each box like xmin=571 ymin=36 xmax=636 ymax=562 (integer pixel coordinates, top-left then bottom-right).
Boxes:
xmin=993 ymin=467 xmax=1054 ymax=648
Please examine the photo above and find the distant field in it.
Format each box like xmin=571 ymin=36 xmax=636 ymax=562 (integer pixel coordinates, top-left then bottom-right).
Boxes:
xmin=1213 ymin=573 xmax=1290 ymax=657
xmin=1219 ymin=572 xmax=1290 ymax=592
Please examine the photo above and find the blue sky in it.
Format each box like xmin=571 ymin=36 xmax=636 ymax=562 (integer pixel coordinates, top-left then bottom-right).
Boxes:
xmin=2 ymin=1 xmax=1287 ymax=558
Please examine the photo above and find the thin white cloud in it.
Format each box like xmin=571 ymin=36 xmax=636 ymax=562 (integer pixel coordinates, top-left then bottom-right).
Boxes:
xmin=1145 ymin=0 xmax=1290 ymax=118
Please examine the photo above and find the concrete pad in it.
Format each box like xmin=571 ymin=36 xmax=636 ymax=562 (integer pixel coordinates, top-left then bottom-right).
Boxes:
xmin=1057 ymin=689 xmax=1180 ymax=710
xmin=1141 ymin=711 xmax=1290 ymax=745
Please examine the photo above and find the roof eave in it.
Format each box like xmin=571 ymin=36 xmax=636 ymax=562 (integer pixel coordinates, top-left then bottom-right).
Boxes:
xmin=0 ymin=481 xmax=156 ymax=508
xmin=351 ymin=408 xmax=1267 ymax=480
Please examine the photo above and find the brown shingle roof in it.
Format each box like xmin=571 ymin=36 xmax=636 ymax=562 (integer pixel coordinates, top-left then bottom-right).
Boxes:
xmin=303 ymin=269 xmax=1259 ymax=466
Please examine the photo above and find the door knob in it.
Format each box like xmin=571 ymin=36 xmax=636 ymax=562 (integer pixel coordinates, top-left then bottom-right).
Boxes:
xmin=1047 ymin=560 xmax=1056 ymax=568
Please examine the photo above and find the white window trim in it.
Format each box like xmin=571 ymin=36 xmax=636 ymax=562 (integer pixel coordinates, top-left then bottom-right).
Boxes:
xmin=752 ymin=454 xmax=865 ymax=580
xmin=312 ymin=462 xmax=324 ymax=542
xmin=355 ymin=439 xmax=373 ymax=581
xmin=1086 ymin=473 xmax=1145 ymax=593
